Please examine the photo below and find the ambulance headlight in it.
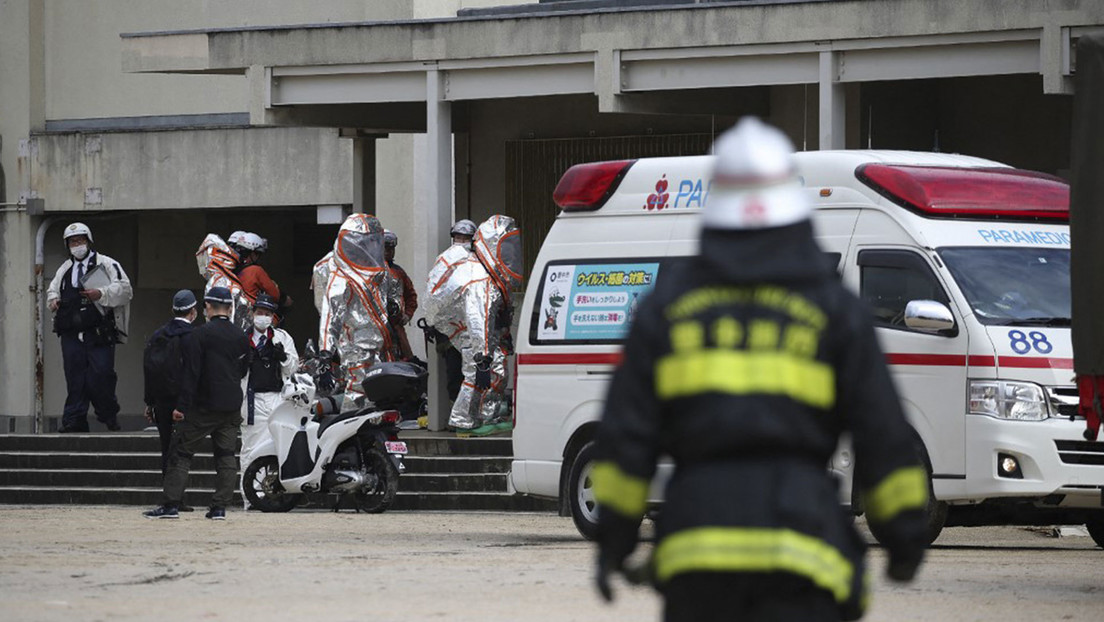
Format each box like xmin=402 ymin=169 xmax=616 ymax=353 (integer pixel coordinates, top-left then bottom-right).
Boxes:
xmin=968 ymin=381 xmax=1049 ymax=421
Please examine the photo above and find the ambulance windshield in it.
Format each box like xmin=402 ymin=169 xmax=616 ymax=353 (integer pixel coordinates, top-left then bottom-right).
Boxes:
xmin=939 ymin=247 xmax=1070 ymax=326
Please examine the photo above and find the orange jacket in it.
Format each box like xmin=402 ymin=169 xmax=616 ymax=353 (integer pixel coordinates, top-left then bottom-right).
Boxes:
xmin=237 ymin=264 xmax=280 ymax=303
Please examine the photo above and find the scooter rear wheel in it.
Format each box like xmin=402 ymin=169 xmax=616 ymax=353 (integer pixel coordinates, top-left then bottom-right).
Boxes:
xmin=354 ymin=446 xmax=399 ymax=513
xmin=243 ymin=456 xmax=300 ymax=513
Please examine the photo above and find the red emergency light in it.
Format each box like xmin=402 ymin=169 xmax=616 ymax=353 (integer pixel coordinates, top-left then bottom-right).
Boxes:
xmin=553 ymin=160 xmax=636 ymax=211
xmin=855 ymin=164 xmax=1069 ymax=221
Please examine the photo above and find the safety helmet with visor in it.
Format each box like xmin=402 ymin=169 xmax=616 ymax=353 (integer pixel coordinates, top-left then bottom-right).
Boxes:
xmin=63 ymin=222 xmax=94 ymax=244
xmin=450 ymin=219 xmax=477 ymax=238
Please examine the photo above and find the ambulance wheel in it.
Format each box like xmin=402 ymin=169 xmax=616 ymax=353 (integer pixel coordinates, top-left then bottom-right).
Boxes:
xmin=355 ymin=446 xmax=398 ymax=514
xmin=567 ymin=441 xmax=600 ymax=541
xmin=867 ymin=442 xmax=946 ymax=547
xmin=1086 ymin=514 xmax=1104 ymax=549
xmin=243 ymin=456 xmax=299 ymax=513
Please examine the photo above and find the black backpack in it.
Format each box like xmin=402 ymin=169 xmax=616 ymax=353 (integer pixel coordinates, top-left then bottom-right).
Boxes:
xmin=144 ymin=330 xmax=184 ymax=399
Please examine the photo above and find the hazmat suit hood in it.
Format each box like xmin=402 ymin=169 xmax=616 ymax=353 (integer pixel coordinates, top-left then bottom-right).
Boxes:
xmin=195 ymin=234 xmax=252 ymax=330
xmin=473 ymin=215 xmax=523 ymax=302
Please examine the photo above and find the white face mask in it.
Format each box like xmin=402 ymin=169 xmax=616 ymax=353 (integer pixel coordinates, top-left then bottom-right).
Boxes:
xmin=70 ymin=245 xmax=89 ymax=260
xmin=253 ymin=315 xmax=273 ymax=332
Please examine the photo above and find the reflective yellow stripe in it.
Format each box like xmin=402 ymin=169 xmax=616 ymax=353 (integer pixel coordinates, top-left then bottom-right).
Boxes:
xmin=591 ymin=461 xmax=649 ymax=519
xmin=655 ymin=349 xmax=835 ymax=408
xmin=865 ymin=466 xmax=930 ymax=524
xmin=655 ymin=527 xmax=854 ymax=603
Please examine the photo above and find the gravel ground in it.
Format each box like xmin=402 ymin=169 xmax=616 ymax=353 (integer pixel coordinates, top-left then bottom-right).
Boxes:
xmin=0 ymin=506 xmax=1101 ymax=622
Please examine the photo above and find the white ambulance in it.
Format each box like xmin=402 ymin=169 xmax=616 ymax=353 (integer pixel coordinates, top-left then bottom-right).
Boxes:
xmin=510 ymin=150 xmax=1104 ymax=547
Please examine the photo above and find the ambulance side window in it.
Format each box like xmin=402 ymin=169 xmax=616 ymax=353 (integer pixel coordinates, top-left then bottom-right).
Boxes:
xmin=858 ymin=250 xmax=950 ymax=332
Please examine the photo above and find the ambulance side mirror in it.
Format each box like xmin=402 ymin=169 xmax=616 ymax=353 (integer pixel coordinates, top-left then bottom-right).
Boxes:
xmin=904 ymin=300 xmax=955 ymax=333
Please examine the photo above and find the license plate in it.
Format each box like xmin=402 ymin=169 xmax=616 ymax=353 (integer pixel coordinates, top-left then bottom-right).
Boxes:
xmin=384 ymin=441 xmax=408 ymax=455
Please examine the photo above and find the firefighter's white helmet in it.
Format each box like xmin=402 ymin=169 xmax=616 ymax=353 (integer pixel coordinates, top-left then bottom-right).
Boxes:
xmin=227 ymin=231 xmax=246 ymax=246
xmin=62 ymin=222 xmax=93 ymax=243
xmin=704 ymin=117 xmax=810 ymax=230
xmin=237 ymin=232 xmax=266 ymax=252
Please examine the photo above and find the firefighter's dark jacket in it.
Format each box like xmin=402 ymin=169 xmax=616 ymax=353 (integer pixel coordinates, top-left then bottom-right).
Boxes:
xmin=594 ymin=220 xmax=929 ymax=617
xmin=177 ymin=315 xmax=251 ymax=415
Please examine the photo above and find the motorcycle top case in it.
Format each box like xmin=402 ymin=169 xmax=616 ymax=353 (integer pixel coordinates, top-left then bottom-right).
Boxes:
xmin=360 ymin=361 xmax=428 ymax=409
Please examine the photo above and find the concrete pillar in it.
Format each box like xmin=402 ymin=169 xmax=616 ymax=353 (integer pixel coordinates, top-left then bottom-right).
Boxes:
xmin=818 ymin=51 xmax=846 ymax=150
xmin=352 ymin=137 xmax=377 ymax=215
xmin=420 ymin=69 xmax=453 ymax=431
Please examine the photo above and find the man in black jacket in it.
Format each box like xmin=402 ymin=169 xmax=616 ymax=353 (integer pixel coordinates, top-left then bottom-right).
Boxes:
xmin=144 ymin=287 xmax=251 ymax=520
xmin=143 ymin=290 xmax=198 ymax=476
xmin=592 ymin=118 xmax=929 ymax=621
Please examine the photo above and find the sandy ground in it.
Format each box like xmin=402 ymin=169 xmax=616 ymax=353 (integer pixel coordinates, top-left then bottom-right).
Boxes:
xmin=0 ymin=506 xmax=1101 ymax=622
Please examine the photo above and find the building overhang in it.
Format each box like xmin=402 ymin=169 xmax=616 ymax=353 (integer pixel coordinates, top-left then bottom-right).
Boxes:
xmin=121 ymin=0 xmax=1104 ymax=115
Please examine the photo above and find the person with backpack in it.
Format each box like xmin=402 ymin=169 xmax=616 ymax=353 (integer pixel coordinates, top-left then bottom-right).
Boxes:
xmin=143 ymin=290 xmax=198 ymax=477
xmin=240 ymin=293 xmax=298 ymax=509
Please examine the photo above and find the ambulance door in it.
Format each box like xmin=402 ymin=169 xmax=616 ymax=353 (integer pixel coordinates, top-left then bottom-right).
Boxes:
xmin=853 ymin=247 xmax=969 ymax=482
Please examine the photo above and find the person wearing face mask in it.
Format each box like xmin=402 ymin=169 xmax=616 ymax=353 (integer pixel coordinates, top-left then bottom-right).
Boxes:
xmin=46 ymin=222 xmax=133 ymax=433
xmin=239 ymin=293 xmax=298 ymax=508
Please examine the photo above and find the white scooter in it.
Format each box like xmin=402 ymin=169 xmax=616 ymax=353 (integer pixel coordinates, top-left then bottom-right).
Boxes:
xmin=241 ymin=362 xmax=426 ymax=513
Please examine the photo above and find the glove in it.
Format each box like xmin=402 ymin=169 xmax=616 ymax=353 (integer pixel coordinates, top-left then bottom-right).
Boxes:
xmin=474 ymin=354 xmax=492 ymax=390
xmin=887 ymin=546 xmax=924 ymax=582
xmin=272 ymin=342 xmax=288 ymax=363
xmin=499 ymin=332 xmax=515 ymax=355
xmin=594 ymin=510 xmax=641 ymax=603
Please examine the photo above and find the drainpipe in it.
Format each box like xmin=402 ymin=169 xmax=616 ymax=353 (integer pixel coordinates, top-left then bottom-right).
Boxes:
xmin=33 ymin=216 xmax=57 ymax=434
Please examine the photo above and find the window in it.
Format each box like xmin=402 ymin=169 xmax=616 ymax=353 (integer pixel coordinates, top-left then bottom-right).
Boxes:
xmin=858 ymin=250 xmax=952 ymax=332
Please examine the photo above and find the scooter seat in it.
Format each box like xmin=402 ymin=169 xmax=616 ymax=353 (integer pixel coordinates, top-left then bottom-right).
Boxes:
xmin=315 ymin=408 xmax=373 ymax=438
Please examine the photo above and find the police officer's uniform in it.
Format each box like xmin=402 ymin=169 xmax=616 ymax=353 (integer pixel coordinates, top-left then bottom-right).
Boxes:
xmin=593 ymin=119 xmax=930 ymax=621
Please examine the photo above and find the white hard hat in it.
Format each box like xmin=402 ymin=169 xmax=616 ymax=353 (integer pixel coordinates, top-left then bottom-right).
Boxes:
xmin=63 ymin=222 xmax=93 ymax=243
xmin=227 ymin=231 xmax=246 ymax=246
xmin=237 ymin=232 xmax=265 ymax=252
xmin=704 ymin=117 xmax=810 ymax=230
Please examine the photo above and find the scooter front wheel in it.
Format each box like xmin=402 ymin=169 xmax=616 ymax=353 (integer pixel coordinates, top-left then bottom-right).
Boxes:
xmin=354 ymin=446 xmax=399 ymax=513
xmin=243 ymin=456 xmax=300 ymax=513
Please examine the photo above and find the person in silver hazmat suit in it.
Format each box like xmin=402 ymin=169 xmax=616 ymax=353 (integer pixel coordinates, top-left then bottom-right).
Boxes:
xmin=315 ymin=214 xmax=396 ymax=409
xmin=425 ymin=215 xmax=523 ymax=436
xmin=195 ymin=234 xmax=252 ymax=331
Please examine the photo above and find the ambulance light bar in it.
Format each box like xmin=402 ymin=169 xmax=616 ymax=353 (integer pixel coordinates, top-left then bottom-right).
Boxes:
xmin=553 ymin=160 xmax=636 ymax=211
xmin=856 ymin=164 xmax=1069 ymax=221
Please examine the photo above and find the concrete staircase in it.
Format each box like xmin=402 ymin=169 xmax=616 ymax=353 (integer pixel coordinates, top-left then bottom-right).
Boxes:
xmin=0 ymin=431 xmax=557 ymax=511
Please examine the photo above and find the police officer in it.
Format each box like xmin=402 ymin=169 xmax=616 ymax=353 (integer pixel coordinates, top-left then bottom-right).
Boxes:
xmin=144 ymin=287 xmax=251 ymax=520
xmin=240 ymin=293 xmax=298 ymax=508
xmin=46 ymin=222 xmax=133 ymax=433
xmin=592 ymin=118 xmax=929 ymax=621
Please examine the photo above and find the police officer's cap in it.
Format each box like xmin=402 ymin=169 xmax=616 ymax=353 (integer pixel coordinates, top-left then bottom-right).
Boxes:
xmin=172 ymin=289 xmax=197 ymax=312
xmin=253 ymin=293 xmax=279 ymax=312
xmin=204 ymin=286 xmax=234 ymax=306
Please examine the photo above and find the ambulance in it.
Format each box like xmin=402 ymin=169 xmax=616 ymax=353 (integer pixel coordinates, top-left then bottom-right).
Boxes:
xmin=509 ymin=150 xmax=1104 ymax=547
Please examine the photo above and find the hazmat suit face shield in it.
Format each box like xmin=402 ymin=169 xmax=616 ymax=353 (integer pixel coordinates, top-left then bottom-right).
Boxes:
xmin=473 ymin=215 xmax=524 ymax=301
xmin=337 ymin=229 xmax=385 ymax=272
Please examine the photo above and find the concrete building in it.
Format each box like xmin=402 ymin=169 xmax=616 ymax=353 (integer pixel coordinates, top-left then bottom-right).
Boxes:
xmin=2 ymin=0 xmax=1102 ymax=432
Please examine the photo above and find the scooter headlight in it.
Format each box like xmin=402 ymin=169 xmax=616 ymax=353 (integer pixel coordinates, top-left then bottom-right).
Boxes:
xmin=968 ymin=380 xmax=1049 ymax=421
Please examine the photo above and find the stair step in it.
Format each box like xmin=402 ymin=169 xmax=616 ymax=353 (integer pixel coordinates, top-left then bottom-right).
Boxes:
xmin=0 ymin=487 xmax=557 ymax=512
xmin=0 ymin=469 xmax=508 ymax=493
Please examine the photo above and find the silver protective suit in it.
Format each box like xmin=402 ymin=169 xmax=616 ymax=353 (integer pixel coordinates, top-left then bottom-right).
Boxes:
xmin=425 ymin=215 xmax=523 ymax=430
xmin=317 ymin=215 xmax=394 ymax=409
xmin=195 ymin=234 xmax=252 ymax=331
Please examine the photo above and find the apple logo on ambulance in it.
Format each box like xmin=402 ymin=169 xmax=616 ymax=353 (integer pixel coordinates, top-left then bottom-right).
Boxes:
xmin=644 ymin=176 xmax=670 ymax=211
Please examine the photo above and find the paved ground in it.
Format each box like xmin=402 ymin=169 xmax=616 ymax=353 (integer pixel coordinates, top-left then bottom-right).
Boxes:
xmin=0 ymin=506 xmax=1101 ymax=621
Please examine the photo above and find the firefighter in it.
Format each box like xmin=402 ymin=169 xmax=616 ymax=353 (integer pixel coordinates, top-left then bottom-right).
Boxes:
xmin=592 ymin=117 xmax=929 ymax=621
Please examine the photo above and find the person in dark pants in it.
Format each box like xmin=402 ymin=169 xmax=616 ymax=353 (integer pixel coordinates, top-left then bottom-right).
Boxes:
xmin=592 ymin=119 xmax=928 ymax=621
xmin=144 ymin=287 xmax=251 ymax=521
xmin=142 ymin=290 xmax=198 ymax=475
xmin=46 ymin=222 xmax=133 ymax=433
